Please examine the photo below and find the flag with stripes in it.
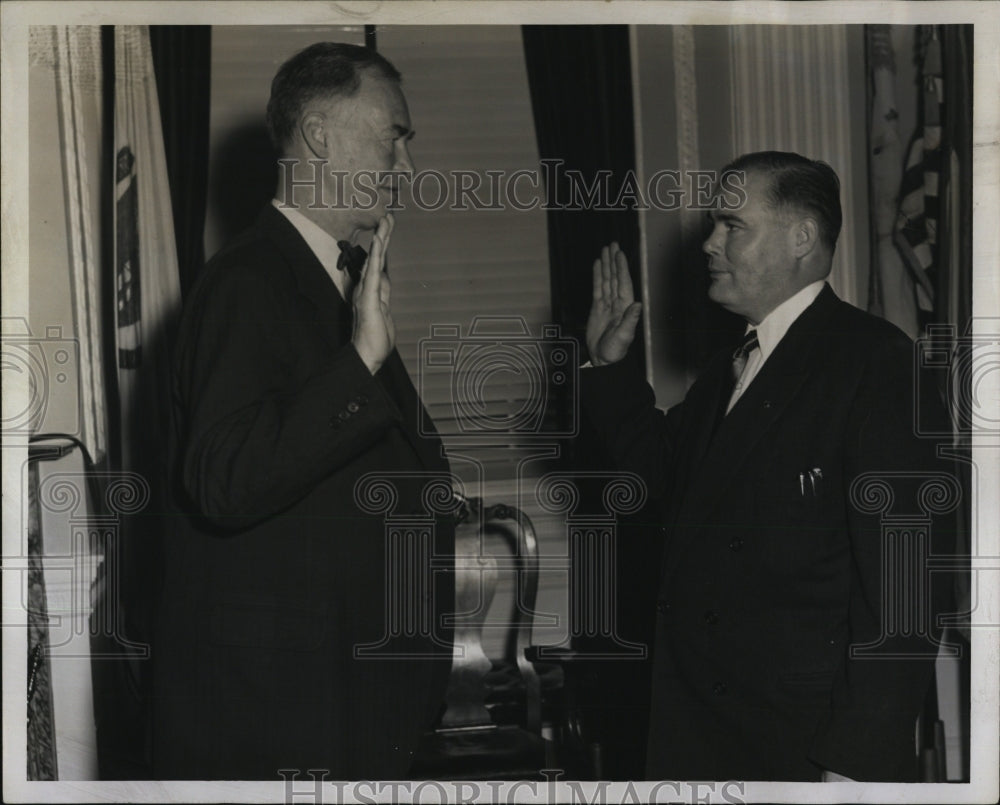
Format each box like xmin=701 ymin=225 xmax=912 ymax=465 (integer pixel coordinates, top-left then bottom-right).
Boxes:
xmin=866 ymin=24 xmax=921 ymax=338
xmin=893 ymin=25 xmax=942 ymax=331
xmin=113 ymin=25 xmax=181 ymax=468
xmin=115 ymin=145 xmax=142 ymax=369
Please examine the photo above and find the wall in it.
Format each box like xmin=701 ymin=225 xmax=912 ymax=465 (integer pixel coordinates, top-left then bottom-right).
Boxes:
xmin=27 ymin=29 xmax=104 ymax=781
xmin=633 ymin=25 xmax=744 ymax=406
xmin=633 ymin=25 xmax=871 ymax=405
xmin=205 ymin=25 xmax=366 ymax=256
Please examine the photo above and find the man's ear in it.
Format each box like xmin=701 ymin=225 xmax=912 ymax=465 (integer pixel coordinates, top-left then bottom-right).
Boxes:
xmin=300 ymin=111 xmax=328 ymax=158
xmin=791 ymin=216 xmax=820 ymax=259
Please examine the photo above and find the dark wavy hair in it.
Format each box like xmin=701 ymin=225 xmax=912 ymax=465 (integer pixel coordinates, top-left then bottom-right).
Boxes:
xmin=265 ymin=42 xmax=402 ymax=152
xmin=722 ymin=151 xmax=842 ymax=251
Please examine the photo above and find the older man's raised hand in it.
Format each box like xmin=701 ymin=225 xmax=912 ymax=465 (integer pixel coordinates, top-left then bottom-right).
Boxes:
xmin=351 ymin=213 xmax=396 ymax=374
xmin=585 ymin=242 xmax=643 ymax=367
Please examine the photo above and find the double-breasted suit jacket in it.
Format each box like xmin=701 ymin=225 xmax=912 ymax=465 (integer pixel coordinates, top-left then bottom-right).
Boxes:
xmin=152 ymin=205 xmax=454 ymax=780
xmin=582 ymin=284 xmax=955 ymax=781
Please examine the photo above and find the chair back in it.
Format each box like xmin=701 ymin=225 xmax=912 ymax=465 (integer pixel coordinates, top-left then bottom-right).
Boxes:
xmin=439 ymin=498 xmax=542 ymax=733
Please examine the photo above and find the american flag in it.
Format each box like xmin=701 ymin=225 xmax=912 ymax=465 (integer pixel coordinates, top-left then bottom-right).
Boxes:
xmin=893 ymin=25 xmax=943 ymax=333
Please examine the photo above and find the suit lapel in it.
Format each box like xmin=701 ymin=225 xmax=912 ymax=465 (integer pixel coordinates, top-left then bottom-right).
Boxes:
xmin=258 ymin=205 xmax=353 ymax=350
xmin=258 ymin=205 xmax=447 ymax=472
xmin=669 ymin=357 xmax=732 ymax=512
xmin=661 ymin=285 xmax=840 ymax=577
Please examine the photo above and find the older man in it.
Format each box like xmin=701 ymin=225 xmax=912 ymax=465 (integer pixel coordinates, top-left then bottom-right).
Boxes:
xmin=583 ymin=151 xmax=955 ymax=781
xmin=152 ymin=43 xmax=453 ymax=780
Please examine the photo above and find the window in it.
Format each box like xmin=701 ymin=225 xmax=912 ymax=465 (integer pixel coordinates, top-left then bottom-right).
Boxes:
xmin=207 ymin=26 xmax=565 ymax=650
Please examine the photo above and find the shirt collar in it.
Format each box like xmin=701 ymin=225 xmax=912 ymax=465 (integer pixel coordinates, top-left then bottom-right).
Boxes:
xmin=746 ymin=280 xmax=827 ymax=361
xmin=271 ymin=199 xmax=349 ymax=299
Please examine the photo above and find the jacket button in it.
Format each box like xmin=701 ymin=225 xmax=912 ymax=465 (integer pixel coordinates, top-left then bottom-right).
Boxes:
xmin=763 ymin=400 xmax=772 ymax=408
xmin=704 ymin=610 xmax=719 ymax=625
xmin=656 ymin=600 xmax=671 ymax=614
xmin=338 ymin=410 xmax=350 ymax=421
xmin=347 ymin=401 xmax=360 ymax=413
xmin=713 ymin=682 xmax=727 ymax=696
xmin=729 ymin=538 xmax=744 ymax=551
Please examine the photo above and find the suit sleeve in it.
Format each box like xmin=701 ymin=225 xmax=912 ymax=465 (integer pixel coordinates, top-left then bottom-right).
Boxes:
xmin=580 ymin=357 xmax=680 ymax=499
xmin=808 ymin=334 xmax=957 ymax=781
xmin=176 ymin=263 xmax=403 ymax=530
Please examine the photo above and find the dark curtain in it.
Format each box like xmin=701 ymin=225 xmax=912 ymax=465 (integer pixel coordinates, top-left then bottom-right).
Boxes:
xmin=522 ymin=26 xmax=654 ymax=781
xmin=149 ymin=26 xmax=211 ymax=298
xmin=938 ymin=25 xmax=972 ymax=333
xmin=522 ymin=26 xmax=643 ymax=358
xmin=939 ymin=24 xmax=973 ymax=784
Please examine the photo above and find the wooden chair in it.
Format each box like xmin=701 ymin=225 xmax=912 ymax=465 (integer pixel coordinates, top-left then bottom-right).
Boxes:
xmin=409 ymin=496 xmax=557 ymax=780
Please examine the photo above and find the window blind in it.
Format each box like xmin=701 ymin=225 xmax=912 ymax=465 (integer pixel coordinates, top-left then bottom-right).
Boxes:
xmin=208 ymin=26 xmax=566 ymax=648
xmin=378 ymin=26 xmax=558 ymax=491
xmin=377 ymin=28 xmax=566 ymax=652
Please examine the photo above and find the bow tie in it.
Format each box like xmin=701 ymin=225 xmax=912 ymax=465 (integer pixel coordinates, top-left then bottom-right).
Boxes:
xmin=336 ymin=240 xmax=367 ymax=286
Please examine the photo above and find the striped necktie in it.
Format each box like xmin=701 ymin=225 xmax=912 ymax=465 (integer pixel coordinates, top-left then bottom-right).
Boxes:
xmin=731 ymin=329 xmax=759 ymax=382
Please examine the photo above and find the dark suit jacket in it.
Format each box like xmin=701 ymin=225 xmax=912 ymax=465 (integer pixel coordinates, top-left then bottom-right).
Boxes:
xmin=582 ymin=284 xmax=955 ymax=781
xmin=152 ymin=205 xmax=454 ymax=780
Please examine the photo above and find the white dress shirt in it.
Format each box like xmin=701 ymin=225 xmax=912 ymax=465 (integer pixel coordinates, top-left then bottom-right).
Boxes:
xmin=725 ymin=280 xmax=827 ymax=413
xmin=272 ymin=199 xmax=352 ymax=300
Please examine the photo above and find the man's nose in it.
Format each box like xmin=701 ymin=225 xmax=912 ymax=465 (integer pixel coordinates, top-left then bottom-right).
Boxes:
xmin=395 ymin=141 xmax=415 ymax=175
xmin=703 ymin=225 xmax=722 ymax=256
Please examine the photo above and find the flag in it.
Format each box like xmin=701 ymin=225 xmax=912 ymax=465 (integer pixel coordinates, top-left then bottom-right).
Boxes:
xmin=113 ymin=26 xmax=182 ymax=468
xmin=83 ymin=25 xmax=185 ymax=778
xmin=111 ymin=23 xmax=183 ymax=648
xmin=865 ymin=25 xmax=921 ymax=339
xmin=893 ymin=26 xmax=943 ymax=333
